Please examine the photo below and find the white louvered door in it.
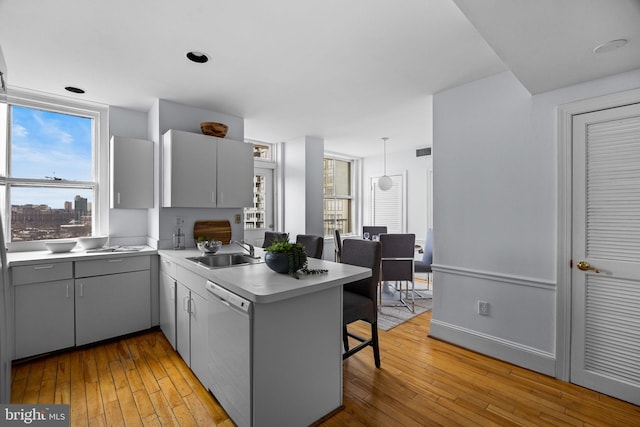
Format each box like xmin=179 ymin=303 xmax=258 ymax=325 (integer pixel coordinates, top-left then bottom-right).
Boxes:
xmin=571 ymin=103 xmax=640 ymax=405
xmin=372 ymin=173 xmax=406 ymax=234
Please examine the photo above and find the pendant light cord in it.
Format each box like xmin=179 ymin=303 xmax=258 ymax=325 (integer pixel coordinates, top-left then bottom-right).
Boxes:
xmin=382 ymin=137 xmax=388 ymax=175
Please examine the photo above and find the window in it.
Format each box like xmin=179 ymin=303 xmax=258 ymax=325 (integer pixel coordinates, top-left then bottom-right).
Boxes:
xmin=1 ymin=94 xmax=107 ymax=244
xmin=246 ymin=139 xmax=273 ymax=161
xmin=244 ymin=141 xmax=275 ymax=233
xmin=323 ymin=157 xmax=353 ymax=237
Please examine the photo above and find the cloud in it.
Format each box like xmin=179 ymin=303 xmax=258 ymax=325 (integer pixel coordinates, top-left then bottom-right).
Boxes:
xmin=12 ymin=124 xmax=27 ymax=137
xmin=32 ymin=110 xmax=75 ymax=145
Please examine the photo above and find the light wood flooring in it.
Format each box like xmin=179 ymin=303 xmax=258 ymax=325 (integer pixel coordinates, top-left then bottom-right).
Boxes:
xmin=11 ymin=311 xmax=640 ymax=426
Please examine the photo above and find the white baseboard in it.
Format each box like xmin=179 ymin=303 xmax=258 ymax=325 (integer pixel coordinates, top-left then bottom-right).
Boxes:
xmin=429 ymin=319 xmax=556 ymax=377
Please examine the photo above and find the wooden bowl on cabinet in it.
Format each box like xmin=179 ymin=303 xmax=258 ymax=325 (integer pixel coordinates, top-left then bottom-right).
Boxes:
xmin=200 ymin=122 xmax=228 ymax=138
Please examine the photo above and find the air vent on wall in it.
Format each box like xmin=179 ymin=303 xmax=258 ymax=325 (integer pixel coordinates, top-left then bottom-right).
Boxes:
xmin=416 ymin=147 xmax=431 ymax=157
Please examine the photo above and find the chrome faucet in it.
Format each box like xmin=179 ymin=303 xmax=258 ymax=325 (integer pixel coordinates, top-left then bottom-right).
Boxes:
xmin=231 ymin=240 xmax=256 ymax=258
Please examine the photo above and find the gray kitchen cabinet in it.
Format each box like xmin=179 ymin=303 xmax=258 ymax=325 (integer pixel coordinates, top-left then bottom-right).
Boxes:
xmin=163 ymin=130 xmax=217 ymax=207
xmin=159 ymin=257 xmax=177 ymax=349
xmin=110 ymin=136 xmax=153 ymax=208
xmin=216 ymin=138 xmax=253 ymax=207
xmin=12 ymin=262 xmax=75 ymax=359
xmin=162 ymin=129 xmax=252 ymax=208
xmin=175 ymin=265 xmax=209 ymax=386
xmin=74 ymin=256 xmax=152 ymax=346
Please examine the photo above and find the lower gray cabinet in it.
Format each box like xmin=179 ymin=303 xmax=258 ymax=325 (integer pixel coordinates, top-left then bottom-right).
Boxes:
xmin=14 ymin=279 xmax=75 ymax=359
xmin=159 ymin=270 xmax=177 ymax=349
xmin=75 ymin=270 xmax=151 ymax=346
xmin=12 ymin=255 xmax=152 ymax=359
xmin=176 ymin=281 xmax=209 ymax=385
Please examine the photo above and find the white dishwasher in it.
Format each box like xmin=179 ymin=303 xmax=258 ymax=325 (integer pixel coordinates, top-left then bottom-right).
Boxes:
xmin=206 ymin=280 xmax=252 ymax=427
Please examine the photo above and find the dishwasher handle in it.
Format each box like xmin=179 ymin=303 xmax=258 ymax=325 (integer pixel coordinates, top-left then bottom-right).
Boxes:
xmin=206 ymin=280 xmax=251 ymax=314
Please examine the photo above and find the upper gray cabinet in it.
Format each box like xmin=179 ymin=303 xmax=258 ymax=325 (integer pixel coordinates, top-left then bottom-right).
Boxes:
xmin=110 ymin=136 xmax=154 ymax=209
xmin=162 ymin=129 xmax=253 ymax=208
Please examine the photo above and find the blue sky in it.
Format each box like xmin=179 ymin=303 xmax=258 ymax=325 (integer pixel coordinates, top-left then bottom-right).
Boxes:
xmin=11 ymin=106 xmax=93 ymax=208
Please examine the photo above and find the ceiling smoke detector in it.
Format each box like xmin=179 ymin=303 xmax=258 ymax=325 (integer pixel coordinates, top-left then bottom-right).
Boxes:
xmin=186 ymin=51 xmax=209 ymax=63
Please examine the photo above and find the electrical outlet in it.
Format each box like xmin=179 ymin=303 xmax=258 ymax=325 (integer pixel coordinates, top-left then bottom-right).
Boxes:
xmin=176 ymin=216 xmax=185 ymax=226
xmin=478 ymin=300 xmax=490 ymax=316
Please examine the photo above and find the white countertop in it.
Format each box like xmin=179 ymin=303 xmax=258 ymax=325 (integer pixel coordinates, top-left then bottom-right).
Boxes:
xmin=158 ymin=245 xmax=371 ymax=304
xmin=7 ymin=245 xmax=157 ymax=267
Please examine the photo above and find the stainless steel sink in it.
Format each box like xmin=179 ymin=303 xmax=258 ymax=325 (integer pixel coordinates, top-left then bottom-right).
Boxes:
xmin=187 ymin=253 xmax=263 ymax=269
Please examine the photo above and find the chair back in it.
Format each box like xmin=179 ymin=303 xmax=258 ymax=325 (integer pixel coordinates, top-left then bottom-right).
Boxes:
xmin=262 ymin=231 xmax=289 ymax=248
xmin=379 ymin=233 xmax=415 ymax=282
xmin=296 ymin=234 xmax=324 ymax=259
xmin=415 ymin=229 xmax=433 ymax=274
xmin=362 ymin=226 xmax=387 ymax=238
xmin=422 ymin=229 xmax=433 ymax=265
xmin=333 ymin=229 xmax=342 ymax=262
xmin=341 ymin=239 xmax=382 ymax=304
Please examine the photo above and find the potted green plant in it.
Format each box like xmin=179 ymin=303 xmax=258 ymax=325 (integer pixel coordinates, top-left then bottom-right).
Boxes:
xmin=264 ymin=237 xmax=328 ymax=279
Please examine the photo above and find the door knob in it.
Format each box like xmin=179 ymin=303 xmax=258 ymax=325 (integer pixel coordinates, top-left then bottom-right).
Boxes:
xmin=577 ymin=261 xmax=599 ymax=273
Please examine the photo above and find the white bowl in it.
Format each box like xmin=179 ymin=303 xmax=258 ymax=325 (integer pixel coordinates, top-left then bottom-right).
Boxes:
xmin=44 ymin=239 xmax=77 ymax=253
xmin=77 ymin=236 xmax=109 ymax=250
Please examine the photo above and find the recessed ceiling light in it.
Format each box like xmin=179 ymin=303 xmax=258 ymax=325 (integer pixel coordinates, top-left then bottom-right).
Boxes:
xmin=64 ymin=86 xmax=85 ymax=94
xmin=593 ymin=39 xmax=628 ymax=54
xmin=186 ymin=51 xmax=209 ymax=63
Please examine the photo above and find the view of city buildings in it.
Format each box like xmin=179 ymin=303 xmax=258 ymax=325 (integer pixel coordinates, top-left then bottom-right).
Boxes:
xmin=11 ymin=195 xmax=91 ymax=241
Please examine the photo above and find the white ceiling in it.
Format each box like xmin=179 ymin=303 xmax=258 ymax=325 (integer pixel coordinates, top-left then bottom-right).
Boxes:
xmin=1 ymin=0 xmax=638 ymax=157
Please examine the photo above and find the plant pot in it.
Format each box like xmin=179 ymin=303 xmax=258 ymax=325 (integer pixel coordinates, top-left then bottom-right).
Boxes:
xmin=264 ymin=252 xmax=292 ymax=274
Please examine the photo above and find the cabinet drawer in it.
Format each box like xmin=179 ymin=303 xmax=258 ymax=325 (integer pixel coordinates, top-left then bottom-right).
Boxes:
xmin=75 ymin=255 xmax=151 ymax=278
xmin=159 ymin=256 xmax=177 ymax=279
xmin=12 ymin=262 xmax=73 ymax=286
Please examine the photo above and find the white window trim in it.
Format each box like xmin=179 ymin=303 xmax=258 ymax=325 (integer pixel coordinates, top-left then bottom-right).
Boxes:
xmin=323 ymin=152 xmax=361 ymax=238
xmin=4 ymin=89 xmax=109 ymax=251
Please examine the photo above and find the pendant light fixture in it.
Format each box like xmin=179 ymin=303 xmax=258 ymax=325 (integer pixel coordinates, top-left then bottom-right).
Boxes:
xmin=378 ymin=137 xmax=393 ymax=191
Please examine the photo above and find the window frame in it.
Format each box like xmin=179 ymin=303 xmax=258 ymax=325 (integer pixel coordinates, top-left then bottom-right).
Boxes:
xmin=323 ymin=153 xmax=360 ymax=238
xmin=2 ymin=89 xmax=109 ymax=250
xmin=243 ymin=140 xmax=277 ymax=232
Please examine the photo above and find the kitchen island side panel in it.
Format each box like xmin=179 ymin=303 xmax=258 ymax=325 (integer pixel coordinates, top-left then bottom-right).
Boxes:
xmin=252 ymin=285 xmax=343 ymax=426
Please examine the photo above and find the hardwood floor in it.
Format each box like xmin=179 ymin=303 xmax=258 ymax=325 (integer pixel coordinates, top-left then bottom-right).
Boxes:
xmin=12 ymin=312 xmax=640 ymax=426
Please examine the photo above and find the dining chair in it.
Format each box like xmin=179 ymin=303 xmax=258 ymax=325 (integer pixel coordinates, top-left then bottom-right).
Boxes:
xmin=295 ymin=234 xmax=324 ymax=259
xmin=262 ymin=231 xmax=289 ymax=248
xmin=362 ymin=226 xmax=387 ymax=239
xmin=341 ymin=238 xmax=382 ymax=368
xmin=379 ymin=233 xmax=416 ymax=312
xmin=333 ymin=229 xmax=342 ymax=262
xmin=414 ymin=229 xmax=433 ymax=294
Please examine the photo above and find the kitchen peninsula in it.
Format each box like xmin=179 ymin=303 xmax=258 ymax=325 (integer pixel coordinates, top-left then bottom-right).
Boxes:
xmin=158 ymin=246 xmax=371 ymax=427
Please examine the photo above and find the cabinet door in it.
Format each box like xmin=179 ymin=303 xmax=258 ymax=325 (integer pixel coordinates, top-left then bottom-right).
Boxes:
xmin=189 ymin=289 xmax=209 ymax=385
xmin=75 ymin=270 xmax=151 ymax=346
xmin=159 ymin=271 xmax=177 ymax=350
xmin=176 ymin=282 xmax=191 ymax=364
xmin=163 ymin=130 xmax=217 ymax=207
xmin=110 ymin=136 xmax=153 ymax=208
xmin=217 ymin=139 xmax=254 ymax=207
xmin=13 ymin=280 xmax=75 ymax=359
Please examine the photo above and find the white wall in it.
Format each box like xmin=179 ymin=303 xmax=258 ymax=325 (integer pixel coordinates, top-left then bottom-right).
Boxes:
xmin=108 ymin=106 xmax=150 ymax=245
xmin=431 ymin=68 xmax=640 ymax=376
xmin=282 ymin=136 xmax=324 ymax=239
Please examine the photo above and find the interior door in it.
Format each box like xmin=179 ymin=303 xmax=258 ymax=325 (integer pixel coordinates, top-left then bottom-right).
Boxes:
xmin=570 ymin=103 xmax=640 ymax=405
xmin=371 ymin=173 xmax=406 ymax=234
xmin=243 ymin=167 xmax=274 ymax=246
